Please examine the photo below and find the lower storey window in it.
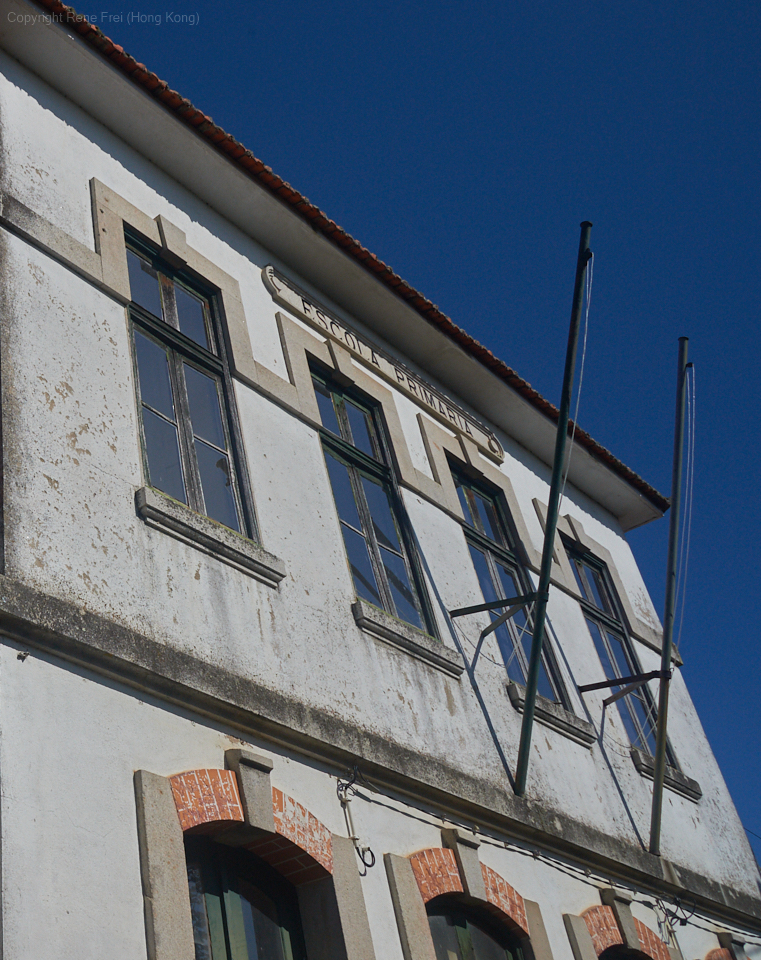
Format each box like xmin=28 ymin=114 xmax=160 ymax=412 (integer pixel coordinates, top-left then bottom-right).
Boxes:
xmin=186 ymin=838 xmax=306 ymax=960
xmin=428 ymin=902 xmax=525 ymax=960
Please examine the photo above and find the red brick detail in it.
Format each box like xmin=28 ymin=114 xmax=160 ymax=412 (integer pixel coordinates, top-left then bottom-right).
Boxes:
xmin=635 ymin=920 xmax=671 ymax=960
xmin=269 ymin=787 xmax=333 ymax=877
xmin=705 ymin=951 xmax=733 ymax=960
xmin=480 ymin=863 xmax=528 ymax=936
xmin=582 ymin=906 xmax=624 ymax=956
xmin=169 ymin=769 xmax=244 ymax=831
xmin=409 ymin=848 xmax=464 ymax=903
xmin=244 ymin=831 xmax=331 ymax=885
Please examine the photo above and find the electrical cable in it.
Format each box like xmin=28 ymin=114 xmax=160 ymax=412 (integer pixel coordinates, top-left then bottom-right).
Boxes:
xmin=560 ymin=251 xmax=593 ymax=508
xmin=675 ymin=365 xmax=696 ymax=655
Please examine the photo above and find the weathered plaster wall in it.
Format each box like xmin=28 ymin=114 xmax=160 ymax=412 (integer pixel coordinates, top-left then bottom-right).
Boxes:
xmin=0 ymin=44 xmax=757 ymax=911
xmin=0 ymin=646 xmax=753 ymax=960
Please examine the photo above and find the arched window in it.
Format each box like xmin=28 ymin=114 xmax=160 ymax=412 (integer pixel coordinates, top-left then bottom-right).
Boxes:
xmin=427 ymin=900 xmax=526 ymax=960
xmin=185 ymin=837 xmax=307 ymax=960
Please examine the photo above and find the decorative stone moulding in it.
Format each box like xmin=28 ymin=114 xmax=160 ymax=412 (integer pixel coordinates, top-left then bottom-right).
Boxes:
xmin=506 ymin=681 xmax=597 ymax=747
xmin=352 ymin=599 xmax=464 ymax=679
xmin=136 ymin=486 xmax=286 ymax=587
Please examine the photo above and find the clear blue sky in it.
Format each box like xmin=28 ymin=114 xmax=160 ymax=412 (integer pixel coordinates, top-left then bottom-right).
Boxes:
xmin=58 ymin=0 xmax=761 ymax=859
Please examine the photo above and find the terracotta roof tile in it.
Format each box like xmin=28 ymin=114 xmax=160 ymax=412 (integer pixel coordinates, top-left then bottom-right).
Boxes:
xmin=26 ymin=0 xmax=667 ymax=513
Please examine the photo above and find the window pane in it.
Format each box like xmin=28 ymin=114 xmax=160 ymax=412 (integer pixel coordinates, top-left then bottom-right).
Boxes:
xmin=134 ymin=331 xmax=175 ymax=420
xmin=175 ymin=284 xmax=210 ymax=349
xmin=185 ymin=365 xmax=227 ymax=450
xmin=468 ymin=543 xmax=499 ymax=605
xmin=381 ymin=548 xmax=423 ymax=629
xmin=341 ymin=524 xmax=382 ymax=607
xmin=628 ymin=690 xmax=657 ymax=754
xmin=313 ymin=379 xmax=342 ymax=436
xmin=428 ymin=913 xmax=463 ymax=960
xmin=361 ymin=476 xmax=402 ymax=552
xmin=142 ymin=407 xmax=186 ymax=503
xmin=325 ymin=454 xmax=362 ymax=530
xmin=606 ymin=630 xmax=633 ymax=679
xmin=195 ymin=440 xmax=240 ymax=531
xmin=474 ymin=492 xmax=501 ymax=544
xmin=186 ymin=863 xmax=214 ymax=960
xmin=585 ymin=619 xmax=616 ymax=680
xmin=345 ymin=400 xmax=375 ymax=457
xmin=127 ymin=250 xmax=163 ymax=319
xmin=470 ymin=922 xmax=509 ymax=960
xmin=456 ymin=483 xmax=475 ymax=527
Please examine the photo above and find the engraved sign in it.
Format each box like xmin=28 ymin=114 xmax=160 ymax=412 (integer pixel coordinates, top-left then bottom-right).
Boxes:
xmin=262 ymin=265 xmax=504 ymax=463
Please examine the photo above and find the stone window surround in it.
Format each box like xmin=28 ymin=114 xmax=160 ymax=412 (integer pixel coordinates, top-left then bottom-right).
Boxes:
xmin=91 ymin=179 xmax=288 ymax=587
xmin=134 ymin=749 xmax=377 ymax=960
xmin=563 ymin=888 xmax=676 ymax=960
xmin=385 ymin=828 xmax=555 ymax=960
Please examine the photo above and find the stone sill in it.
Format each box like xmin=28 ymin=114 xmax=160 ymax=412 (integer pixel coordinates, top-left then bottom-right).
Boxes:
xmin=630 ymin=747 xmax=702 ymax=802
xmin=135 ymin=486 xmax=286 ymax=588
xmin=351 ymin=599 xmax=463 ymax=679
xmin=506 ymin=681 xmax=597 ymax=748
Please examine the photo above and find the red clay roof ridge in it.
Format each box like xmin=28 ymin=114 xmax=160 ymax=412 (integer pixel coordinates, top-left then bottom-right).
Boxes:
xmin=25 ymin=0 xmax=668 ymax=514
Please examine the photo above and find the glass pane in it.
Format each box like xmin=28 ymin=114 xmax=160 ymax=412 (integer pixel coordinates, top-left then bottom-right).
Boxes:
xmin=185 ymin=365 xmax=227 ymax=449
xmin=468 ymin=543 xmax=499 ymax=605
xmin=470 ymin=922 xmax=509 ymax=960
xmin=474 ymin=492 xmax=502 ymax=544
xmin=361 ymin=476 xmax=401 ymax=552
xmin=341 ymin=524 xmax=382 ymax=607
xmin=186 ymin=863 xmax=214 ymax=960
xmin=127 ymin=250 xmax=164 ymax=319
xmin=238 ymin=877 xmax=287 ymax=960
xmin=428 ymin=913 xmax=464 ymax=960
xmin=325 ymin=454 xmax=362 ymax=531
xmin=345 ymin=400 xmax=375 ymax=457
xmin=176 ymin=284 xmax=210 ymax=349
xmin=606 ymin=630 xmax=633 ymax=679
xmin=577 ymin=559 xmax=607 ymax=611
xmin=456 ymin=483 xmax=475 ymax=527
xmin=142 ymin=407 xmax=186 ymax=503
xmin=585 ymin=619 xmax=616 ymax=680
xmin=628 ymin=690 xmax=657 ymax=754
xmin=381 ymin=548 xmax=423 ymax=629
xmin=195 ymin=440 xmax=240 ymax=531
xmin=569 ymin=558 xmax=587 ymax=598
xmin=134 ymin=331 xmax=175 ymax=420
xmin=312 ymin=379 xmax=342 ymax=436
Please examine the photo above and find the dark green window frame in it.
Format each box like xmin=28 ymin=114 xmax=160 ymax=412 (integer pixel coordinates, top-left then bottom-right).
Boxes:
xmin=186 ymin=837 xmax=307 ymax=960
xmin=126 ymin=235 xmax=255 ymax=538
xmin=565 ymin=540 xmax=677 ymax=764
xmin=454 ymin=470 xmax=568 ymax=705
xmin=428 ymin=901 xmax=526 ymax=960
xmin=312 ymin=369 xmax=435 ymax=635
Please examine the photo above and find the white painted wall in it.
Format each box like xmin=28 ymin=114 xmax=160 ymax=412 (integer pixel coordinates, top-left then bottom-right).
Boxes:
xmin=0 ymin=40 xmax=758 ymax=959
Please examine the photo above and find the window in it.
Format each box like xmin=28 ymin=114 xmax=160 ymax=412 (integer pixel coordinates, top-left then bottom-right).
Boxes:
xmin=566 ymin=542 xmax=675 ymax=763
xmin=127 ymin=238 xmax=252 ymax=536
xmin=312 ymin=370 xmax=432 ymax=633
xmin=428 ymin=902 xmax=525 ymax=960
xmin=455 ymin=472 xmax=566 ymax=704
xmin=186 ymin=838 xmax=306 ymax=960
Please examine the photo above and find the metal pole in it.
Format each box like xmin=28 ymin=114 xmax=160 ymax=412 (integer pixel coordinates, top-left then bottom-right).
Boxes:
xmin=649 ymin=336 xmax=689 ymax=854
xmin=514 ymin=221 xmax=592 ymax=796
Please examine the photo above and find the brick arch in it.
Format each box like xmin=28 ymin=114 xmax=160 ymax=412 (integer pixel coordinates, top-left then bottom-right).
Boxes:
xmin=409 ymin=847 xmax=464 ymax=902
xmin=581 ymin=906 xmax=671 ymax=960
xmin=582 ymin=906 xmax=625 ymax=955
xmin=408 ymin=848 xmax=528 ymax=937
xmin=706 ymin=951 xmax=733 ymax=960
xmin=169 ymin=771 xmax=333 ymax=885
xmin=480 ymin=863 xmax=529 ymax=937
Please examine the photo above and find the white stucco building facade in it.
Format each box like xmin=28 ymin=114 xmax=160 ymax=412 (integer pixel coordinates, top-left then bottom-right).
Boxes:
xmin=0 ymin=3 xmax=757 ymax=960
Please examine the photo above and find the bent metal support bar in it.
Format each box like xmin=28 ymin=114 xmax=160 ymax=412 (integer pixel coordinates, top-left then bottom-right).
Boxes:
xmin=514 ymin=222 xmax=593 ymax=798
